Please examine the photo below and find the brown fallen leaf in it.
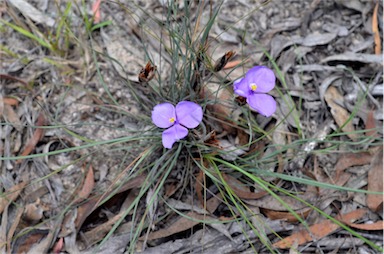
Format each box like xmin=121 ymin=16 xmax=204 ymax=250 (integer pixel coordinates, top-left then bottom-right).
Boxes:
xmin=0 ymin=73 xmax=28 ymax=87
xmin=262 ymin=208 xmax=312 ymax=223
xmin=141 ymin=197 xmax=221 ymax=241
xmin=52 ymin=238 xmax=64 ymax=254
xmin=223 ymin=173 xmax=267 ymax=200
xmin=214 ymin=50 xmax=236 ymax=72
xmin=223 ymin=60 xmax=242 ymax=70
xmin=17 ymin=112 xmax=46 ymax=164
xmin=195 ymin=169 xmax=205 ymax=209
xmin=7 ymin=206 xmax=24 ymax=253
xmin=372 ymin=3 xmax=382 ymax=54
xmin=334 ymin=152 xmax=372 ymax=181
xmin=3 ymin=104 xmax=22 ymax=132
xmin=76 ymin=164 xmax=95 ymax=202
xmin=144 ymin=211 xmax=208 ymax=241
xmin=83 ymin=211 xmax=124 ymax=246
xmin=367 ymin=147 xmax=383 ymax=212
xmin=244 ymin=194 xmax=309 ymax=211
xmin=0 ymin=182 xmax=27 ymax=214
xmin=346 ymin=221 xmax=384 ymax=231
xmin=365 ymin=110 xmax=379 ymax=137
xmin=3 ymin=97 xmax=19 ymax=106
xmin=72 ymin=174 xmax=146 ymax=232
xmin=23 ymin=198 xmax=47 ymax=222
xmin=92 ymin=0 xmax=102 ymax=24
xmin=273 ymin=208 xmax=368 ymax=249
xmin=12 ymin=229 xmax=49 ymax=253
xmin=324 ymin=86 xmax=357 ymax=141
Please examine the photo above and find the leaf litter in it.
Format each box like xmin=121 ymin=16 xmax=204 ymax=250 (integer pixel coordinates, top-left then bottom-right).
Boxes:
xmin=0 ymin=0 xmax=383 ymax=253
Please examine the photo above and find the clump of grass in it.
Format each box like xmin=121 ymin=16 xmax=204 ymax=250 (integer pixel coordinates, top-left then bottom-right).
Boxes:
xmin=1 ymin=0 xmax=383 ymax=253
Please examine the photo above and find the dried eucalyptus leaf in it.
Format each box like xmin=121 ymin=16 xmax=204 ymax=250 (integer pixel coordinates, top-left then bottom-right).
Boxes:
xmin=321 ymin=52 xmax=383 ymax=65
xmin=302 ymin=32 xmax=337 ymax=47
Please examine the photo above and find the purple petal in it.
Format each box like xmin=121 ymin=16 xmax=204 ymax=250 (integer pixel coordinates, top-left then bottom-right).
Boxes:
xmin=233 ymin=77 xmax=243 ymax=90
xmin=151 ymin=103 xmax=176 ymax=128
xmin=233 ymin=78 xmax=249 ymax=97
xmin=247 ymin=93 xmax=276 ymax=117
xmin=162 ymin=124 xmax=188 ymax=149
xmin=245 ymin=66 xmax=275 ymax=93
xmin=176 ymin=101 xmax=203 ymax=129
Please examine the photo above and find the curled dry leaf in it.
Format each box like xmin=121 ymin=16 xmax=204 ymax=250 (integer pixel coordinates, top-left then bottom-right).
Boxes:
xmin=138 ymin=61 xmax=157 ymax=83
xmin=12 ymin=229 xmax=49 ymax=253
xmin=324 ymin=86 xmax=358 ymax=141
xmin=213 ymin=50 xmax=236 ymax=72
xmin=216 ymin=139 xmax=246 ymax=161
xmin=23 ymin=198 xmax=46 ymax=222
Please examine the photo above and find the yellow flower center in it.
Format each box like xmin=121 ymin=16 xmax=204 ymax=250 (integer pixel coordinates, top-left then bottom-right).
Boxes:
xmin=250 ymin=83 xmax=257 ymax=91
xmin=169 ymin=117 xmax=175 ymax=123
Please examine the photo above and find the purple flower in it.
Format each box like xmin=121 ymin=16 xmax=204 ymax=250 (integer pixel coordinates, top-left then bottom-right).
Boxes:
xmin=152 ymin=101 xmax=203 ymax=149
xmin=234 ymin=66 xmax=276 ymax=117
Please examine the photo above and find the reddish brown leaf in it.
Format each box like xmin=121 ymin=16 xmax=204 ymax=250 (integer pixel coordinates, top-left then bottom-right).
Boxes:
xmin=77 ymin=164 xmax=95 ymax=201
xmin=91 ymin=0 xmax=102 ymax=24
xmin=367 ymin=148 xmax=383 ymax=212
xmin=372 ymin=3 xmax=381 ymax=54
xmin=273 ymin=209 xmax=368 ymax=249
xmin=52 ymin=238 xmax=64 ymax=254
xmin=3 ymin=97 xmax=19 ymax=106
xmin=223 ymin=60 xmax=242 ymax=70
xmin=17 ymin=113 xmax=46 ymax=164
xmin=262 ymin=208 xmax=312 ymax=223
xmin=365 ymin=110 xmax=378 ymax=137
xmin=346 ymin=221 xmax=384 ymax=231
xmin=214 ymin=50 xmax=236 ymax=71
xmin=138 ymin=61 xmax=157 ymax=83
xmin=164 ymin=182 xmax=178 ymax=197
